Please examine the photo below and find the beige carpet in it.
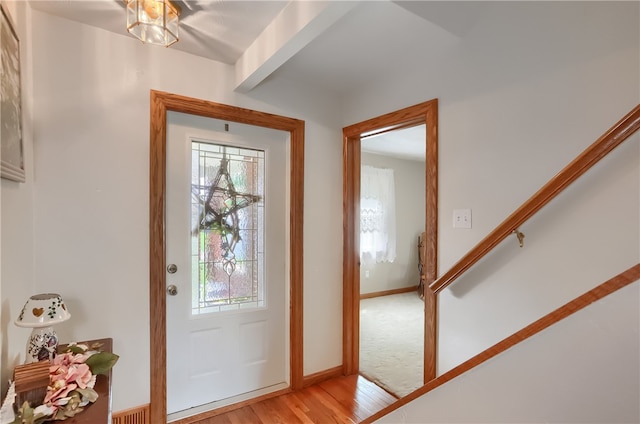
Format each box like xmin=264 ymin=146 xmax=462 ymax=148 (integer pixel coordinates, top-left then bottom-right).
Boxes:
xmin=360 ymin=291 xmax=424 ymax=397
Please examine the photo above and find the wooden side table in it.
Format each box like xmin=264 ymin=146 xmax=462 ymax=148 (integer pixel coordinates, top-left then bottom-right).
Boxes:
xmin=55 ymin=338 xmax=113 ymax=423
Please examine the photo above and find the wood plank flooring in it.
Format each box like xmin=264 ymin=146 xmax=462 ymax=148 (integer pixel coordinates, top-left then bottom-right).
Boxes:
xmin=189 ymin=375 xmax=398 ymax=424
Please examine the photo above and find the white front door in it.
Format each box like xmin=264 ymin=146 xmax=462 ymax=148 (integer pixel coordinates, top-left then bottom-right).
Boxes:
xmin=165 ymin=112 xmax=289 ymax=418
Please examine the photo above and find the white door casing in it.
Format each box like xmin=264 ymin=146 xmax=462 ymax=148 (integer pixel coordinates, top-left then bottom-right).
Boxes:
xmin=165 ymin=111 xmax=289 ymax=416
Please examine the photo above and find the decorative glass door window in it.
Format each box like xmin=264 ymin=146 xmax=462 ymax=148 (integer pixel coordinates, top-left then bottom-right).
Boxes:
xmin=191 ymin=141 xmax=264 ymax=314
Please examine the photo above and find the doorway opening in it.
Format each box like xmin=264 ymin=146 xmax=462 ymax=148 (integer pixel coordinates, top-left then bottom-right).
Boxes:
xmin=342 ymin=100 xmax=438 ymax=392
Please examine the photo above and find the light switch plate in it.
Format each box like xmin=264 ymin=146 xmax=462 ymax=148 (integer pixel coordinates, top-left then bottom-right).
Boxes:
xmin=453 ymin=209 xmax=472 ymax=229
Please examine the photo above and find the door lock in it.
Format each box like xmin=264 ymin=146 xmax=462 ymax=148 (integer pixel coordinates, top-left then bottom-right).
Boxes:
xmin=167 ymin=264 xmax=178 ymax=274
xmin=167 ymin=285 xmax=178 ymax=296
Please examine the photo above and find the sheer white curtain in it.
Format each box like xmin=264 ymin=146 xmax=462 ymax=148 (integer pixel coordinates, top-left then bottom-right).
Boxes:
xmin=360 ymin=165 xmax=396 ymax=263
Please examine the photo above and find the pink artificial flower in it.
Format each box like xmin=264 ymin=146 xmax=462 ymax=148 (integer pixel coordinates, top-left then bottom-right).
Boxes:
xmin=45 ymin=351 xmax=96 ymax=408
xmin=70 ymin=363 xmax=93 ymax=389
xmin=52 ymin=352 xmax=91 ymax=367
xmin=44 ymin=380 xmax=77 ymax=404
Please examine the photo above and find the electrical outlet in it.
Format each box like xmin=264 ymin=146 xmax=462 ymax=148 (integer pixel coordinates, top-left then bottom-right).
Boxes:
xmin=453 ymin=209 xmax=472 ymax=229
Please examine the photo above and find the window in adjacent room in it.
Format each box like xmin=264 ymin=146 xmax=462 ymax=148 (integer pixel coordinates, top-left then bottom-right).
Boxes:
xmin=360 ymin=165 xmax=396 ymax=263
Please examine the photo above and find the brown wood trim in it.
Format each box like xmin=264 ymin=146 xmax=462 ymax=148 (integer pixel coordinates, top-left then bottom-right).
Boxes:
xmin=360 ymin=119 xmax=425 ymax=139
xmin=423 ymin=286 xmax=437 ymax=382
xmin=360 ymin=286 xmax=417 ymax=300
xmin=342 ymin=99 xmax=439 ymax=382
xmin=424 ymin=104 xmax=438 ymax=288
xmin=430 ymin=104 xmax=640 ymax=294
xmin=149 ymin=90 xmax=305 ymax=422
xmin=149 ymin=91 xmax=167 ymax=424
xmin=364 ymin=264 xmax=640 ymax=423
xmin=342 ymin=132 xmax=361 ymax=376
xmin=302 ymin=365 xmax=344 ymax=388
xmin=113 ymin=404 xmax=150 ymax=424
xmin=290 ymin=118 xmax=305 ymax=391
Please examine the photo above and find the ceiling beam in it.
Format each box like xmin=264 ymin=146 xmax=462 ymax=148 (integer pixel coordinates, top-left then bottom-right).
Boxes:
xmin=234 ymin=1 xmax=359 ymax=93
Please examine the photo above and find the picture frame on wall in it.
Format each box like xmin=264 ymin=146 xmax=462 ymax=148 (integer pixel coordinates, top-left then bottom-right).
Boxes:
xmin=1 ymin=4 xmax=24 ymax=182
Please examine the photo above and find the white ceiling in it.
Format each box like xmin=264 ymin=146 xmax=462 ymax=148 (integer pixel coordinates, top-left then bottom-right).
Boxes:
xmin=28 ymin=1 xmax=291 ymax=64
xmin=26 ymin=0 xmax=490 ymax=93
xmin=27 ymin=0 xmax=486 ymax=160
xmin=362 ymin=125 xmax=426 ymax=162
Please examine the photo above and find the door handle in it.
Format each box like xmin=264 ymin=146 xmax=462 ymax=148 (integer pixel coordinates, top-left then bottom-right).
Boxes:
xmin=167 ymin=284 xmax=178 ymax=296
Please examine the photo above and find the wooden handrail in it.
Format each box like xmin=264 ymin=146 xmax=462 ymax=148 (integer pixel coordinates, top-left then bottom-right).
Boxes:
xmin=430 ymin=104 xmax=640 ymax=294
xmin=365 ymin=264 xmax=640 ymax=423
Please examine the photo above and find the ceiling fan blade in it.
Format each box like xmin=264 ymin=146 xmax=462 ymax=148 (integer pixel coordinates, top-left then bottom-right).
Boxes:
xmin=179 ymin=21 xmax=239 ymax=64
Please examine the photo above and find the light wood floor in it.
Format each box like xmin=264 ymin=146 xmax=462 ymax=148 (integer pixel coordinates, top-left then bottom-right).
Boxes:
xmin=190 ymin=375 xmax=398 ymax=424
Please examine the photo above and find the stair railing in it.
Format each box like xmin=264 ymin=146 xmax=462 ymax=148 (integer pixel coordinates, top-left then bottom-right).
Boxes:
xmin=420 ymin=104 xmax=640 ymax=382
xmin=368 ymin=104 xmax=640 ymax=422
xmin=430 ymin=104 xmax=640 ymax=294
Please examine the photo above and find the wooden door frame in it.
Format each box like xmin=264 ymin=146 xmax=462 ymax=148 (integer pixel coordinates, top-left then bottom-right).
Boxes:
xmin=342 ymin=99 xmax=438 ymax=382
xmin=149 ymin=90 xmax=305 ymax=422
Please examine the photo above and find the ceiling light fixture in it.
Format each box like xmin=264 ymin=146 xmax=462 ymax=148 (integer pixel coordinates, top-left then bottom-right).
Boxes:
xmin=126 ymin=0 xmax=180 ymax=47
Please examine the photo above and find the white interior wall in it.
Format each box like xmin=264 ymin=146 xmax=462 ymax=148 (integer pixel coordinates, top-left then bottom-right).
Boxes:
xmin=250 ymin=76 xmax=346 ymax=377
xmin=0 ymin=0 xmax=637 ymax=417
xmin=4 ymin=9 xmax=345 ymax=412
xmin=378 ymin=282 xmax=640 ymax=423
xmin=0 ymin=1 xmax=36 ymax=397
xmin=360 ymin=152 xmax=425 ymax=294
xmin=342 ymin=1 xmax=639 ymax=377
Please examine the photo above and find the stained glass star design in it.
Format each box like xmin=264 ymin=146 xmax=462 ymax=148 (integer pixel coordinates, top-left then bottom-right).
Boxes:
xmin=193 ymin=155 xmax=260 ymax=276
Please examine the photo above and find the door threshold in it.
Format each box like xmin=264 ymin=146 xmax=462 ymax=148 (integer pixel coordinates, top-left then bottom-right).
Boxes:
xmin=167 ymin=382 xmax=290 ymax=423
